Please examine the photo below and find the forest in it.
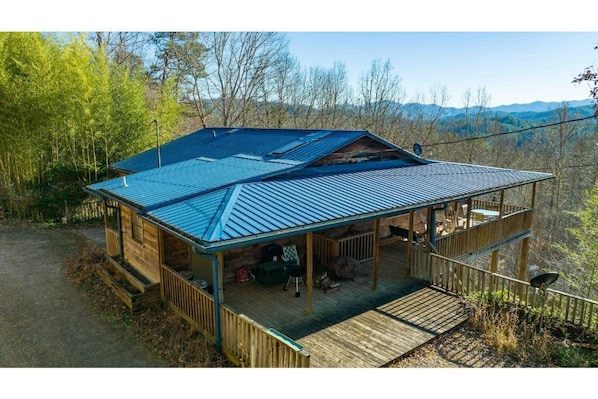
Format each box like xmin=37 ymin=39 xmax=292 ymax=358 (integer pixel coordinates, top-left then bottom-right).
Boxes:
xmin=1 ymin=32 xmax=597 ymax=300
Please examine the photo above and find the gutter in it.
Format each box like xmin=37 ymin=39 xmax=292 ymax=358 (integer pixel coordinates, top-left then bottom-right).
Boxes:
xmin=149 ymin=174 xmax=554 ymax=254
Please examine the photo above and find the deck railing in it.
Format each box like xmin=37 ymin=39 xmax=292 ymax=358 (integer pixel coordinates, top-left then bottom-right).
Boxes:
xmin=105 ymin=228 xmax=120 ymax=257
xmin=220 ymin=306 xmax=310 ymax=367
xmin=410 ymin=250 xmax=598 ymax=330
xmin=160 ymin=264 xmax=215 ymax=337
xmin=436 ymin=209 xmax=533 ymax=259
xmin=313 ymin=231 xmax=375 ymax=265
xmin=160 ymin=264 xmax=310 ymax=367
xmin=470 ymin=199 xmax=527 ymax=216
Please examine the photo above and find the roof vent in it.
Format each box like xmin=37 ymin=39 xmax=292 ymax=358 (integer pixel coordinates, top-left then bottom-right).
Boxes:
xmin=122 ymin=176 xmax=128 ymax=187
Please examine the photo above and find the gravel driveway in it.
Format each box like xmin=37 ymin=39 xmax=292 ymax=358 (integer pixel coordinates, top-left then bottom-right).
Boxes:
xmin=0 ymin=223 xmax=165 ymax=367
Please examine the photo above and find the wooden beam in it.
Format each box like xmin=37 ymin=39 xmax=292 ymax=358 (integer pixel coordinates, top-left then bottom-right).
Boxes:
xmin=306 ymin=232 xmax=313 ymax=315
xmin=217 ymin=252 xmax=225 ymax=303
xmin=498 ymin=189 xmax=505 ymax=217
xmin=519 ymin=237 xmax=530 ymax=281
xmin=407 ymin=211 xmax=414 ymax=272
xmin=372 ymin=218 xmax=380 ymax=290
xmin=103 ymin=201 xmax=108 ymax=229
xmin=490 ymin=249 xmax=499 ymax=291
xmin=531 ymin=182 xmax=537 ymax=208
xmin=466 ymin=198 xmax=472 ymax=229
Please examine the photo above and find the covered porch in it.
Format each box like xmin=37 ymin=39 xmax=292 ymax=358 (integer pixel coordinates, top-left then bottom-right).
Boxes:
xmin=164 ymin=240 xmax=469 ymax=367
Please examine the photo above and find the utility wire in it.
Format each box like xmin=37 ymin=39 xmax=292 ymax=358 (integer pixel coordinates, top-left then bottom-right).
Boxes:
xmin=424 ymin=114 xmax=598 ymax=148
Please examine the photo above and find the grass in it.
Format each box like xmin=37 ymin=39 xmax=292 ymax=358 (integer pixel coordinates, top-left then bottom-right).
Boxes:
xmin=466 ymin=292 xmax=598 ymax=367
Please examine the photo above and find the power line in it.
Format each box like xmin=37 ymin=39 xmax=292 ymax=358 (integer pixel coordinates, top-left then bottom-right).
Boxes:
xmin=424 ymin=114 xmax=598 ymax=148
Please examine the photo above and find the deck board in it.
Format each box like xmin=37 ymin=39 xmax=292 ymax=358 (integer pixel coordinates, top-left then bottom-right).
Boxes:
xmin=297 ymin=287 xmax=467 ymax=367
xmin=221 ymin=243 xmax=468 ymax=367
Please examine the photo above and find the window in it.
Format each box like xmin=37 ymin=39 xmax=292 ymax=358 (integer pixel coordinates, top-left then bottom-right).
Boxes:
xmin=131 ymin=212 xmax=143 ymax=243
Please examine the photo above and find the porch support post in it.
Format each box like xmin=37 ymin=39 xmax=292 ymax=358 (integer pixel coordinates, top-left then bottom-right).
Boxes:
xmin=530 ymin=182 xmax=537 ymax=208
xmin=490 ymin=249 xmax=499 ymax=291
xmin=193 ymin=250 xmax=223 ymax=352
xmin=519 ymin=237 xmax=530 ymax=281
xmin=372 ymin=218 xmax=380 ymax=290
xmin=116 ymin=205 xmax=124 ymax=260
xmin=216 ymin=252 xmax=225 ymax=303
xmin=102 ymin=200 xmax=108 ymax=229
xmin=428 ymin=207 xmax=436 ymax=249
xmin=407 ymin=211 xmax=414 ymax=272
xmin=306 ymin=232 xmax=313 ymax=315
xmin=466 ymin=198 xmax=472 ymax=229
xmin=499 ymin=189 xmax=505 ymax=217
xmin=212 ymin=253 xmax=223 ymax=352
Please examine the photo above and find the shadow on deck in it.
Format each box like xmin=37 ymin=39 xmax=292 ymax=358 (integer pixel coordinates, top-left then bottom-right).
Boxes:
xmin=222 ymin=243 xmax=469 ymax=367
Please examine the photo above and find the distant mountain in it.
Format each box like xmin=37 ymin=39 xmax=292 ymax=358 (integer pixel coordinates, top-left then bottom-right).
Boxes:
xmin=401 ymin=99 xmax=595 ymax=121
xmin=490 ymin=99 xmax=593 ymax=113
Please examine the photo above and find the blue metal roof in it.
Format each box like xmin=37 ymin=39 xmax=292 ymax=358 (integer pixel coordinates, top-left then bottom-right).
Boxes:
xmin=145 ymin=162 xmax=553 ymax=252
xmin=87 ymin=155 xmax=301 ymax=211
xmin=111 ymin=127 xmax=376 ymax=173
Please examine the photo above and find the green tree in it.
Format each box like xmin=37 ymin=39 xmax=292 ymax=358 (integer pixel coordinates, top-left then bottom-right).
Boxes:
xmin=554 ymin=182 xmax=598 ymax=299
xmin=0 ymin=32 xmax=181 ymax=221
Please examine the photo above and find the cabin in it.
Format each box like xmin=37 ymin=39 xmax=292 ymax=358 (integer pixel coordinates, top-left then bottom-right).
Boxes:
xmin=85 ymin=127 xmax=585 ymax=367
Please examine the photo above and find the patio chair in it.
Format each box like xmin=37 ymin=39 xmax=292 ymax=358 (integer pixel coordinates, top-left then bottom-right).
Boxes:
xmin=389 ymin=225 xmax=425 ymax=244
xmin=282 ymin=243 xmax=305 ymax=297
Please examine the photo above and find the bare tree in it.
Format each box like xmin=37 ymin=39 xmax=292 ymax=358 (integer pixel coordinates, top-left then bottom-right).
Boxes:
xmin=461 ymin=87 xmax=492 ymax=163
xmin=357 ymin=59 xmax=405 ymax=137
xmin=200 ymin=32 xmax=288 ymax=127
xmin=92 ymin=32 xmax=150 ymax=70
xmin=403 ymin=85 xmax=450 ymax=153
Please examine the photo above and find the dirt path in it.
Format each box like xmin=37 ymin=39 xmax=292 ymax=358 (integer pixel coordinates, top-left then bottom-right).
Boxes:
xmin=0 ymin=223 xmax=165 ymax=367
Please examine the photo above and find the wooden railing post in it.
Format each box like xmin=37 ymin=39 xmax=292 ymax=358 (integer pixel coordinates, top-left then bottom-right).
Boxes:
xmin=407 ymin=211 xmax=414 ymax=272
xmin=306 ymin=232 xmax=313 ymax=315
xmin=372 ymin=219 xmax=380 ymax=290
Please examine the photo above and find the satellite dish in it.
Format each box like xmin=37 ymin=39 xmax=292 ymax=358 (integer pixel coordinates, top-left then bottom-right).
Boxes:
xmin=529 ymin=272 xmax=559 ymax=333
xmin=413 ymin=143 xmax=423 ymax=156
xmin=530 ymin=272 xmax=559 ymax=289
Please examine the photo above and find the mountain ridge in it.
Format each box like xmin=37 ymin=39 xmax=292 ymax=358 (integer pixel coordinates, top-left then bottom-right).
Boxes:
xmin=401 ymin=99 xmax=595 ymax=120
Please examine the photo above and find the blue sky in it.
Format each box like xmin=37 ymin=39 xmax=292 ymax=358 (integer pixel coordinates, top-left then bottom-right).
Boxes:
xmin=285 ymin=32 xmax=598 ymax=107
xmin=6 ymin=2 xmax=597 ymax=108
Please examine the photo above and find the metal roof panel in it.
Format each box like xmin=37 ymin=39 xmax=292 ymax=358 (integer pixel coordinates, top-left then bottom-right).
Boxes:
xmin=144 ymin=162 xmax=552 ymax=249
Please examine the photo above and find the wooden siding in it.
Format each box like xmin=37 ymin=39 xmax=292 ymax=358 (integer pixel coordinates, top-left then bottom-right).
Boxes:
xmin=411 ymin=251 xmax=598 ymax=330
xmin=105 ymin=228 xmax=120 ymax=257
xmin=162 ymin=231 xmax=190 ymax=270
xmin=311 ymin=136 xmax=407 ymax=166
xmin=222 ymin=236 xmax=307 ymax=282
xmin=120 ymin=205 xmax=161 ymax=282
xmin=435 ymin=209 xmax=533 ymax=259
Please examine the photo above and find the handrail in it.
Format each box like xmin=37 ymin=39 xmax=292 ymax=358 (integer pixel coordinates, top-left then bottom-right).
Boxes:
xmin=435 ymin=209 xmax=533 ymax=259
xmin=410 ymin=250 xmax=598 ymax=330
xmin=160 ymin=263 xmax=310 ymax=367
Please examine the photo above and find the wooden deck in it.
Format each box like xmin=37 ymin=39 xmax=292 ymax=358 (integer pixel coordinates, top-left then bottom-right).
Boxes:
xmin=221 ymin=243 xmax=469 ymax=367
xmin=298 ymin=287 xmax=468 ymax=367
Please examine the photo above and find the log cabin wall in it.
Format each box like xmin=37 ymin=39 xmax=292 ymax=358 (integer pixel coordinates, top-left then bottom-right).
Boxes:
xmin=222 ymin=235 xmax=307 ymax=282
xmin=120 ymin=205 xmax=161 ymax=283
xmin=162 ymin=230 xmax=190 ymax=270
xmin=316 ymin=214 xmax=423 ymax=242
xmin=311 ymin=136 xmax=407 ymax=166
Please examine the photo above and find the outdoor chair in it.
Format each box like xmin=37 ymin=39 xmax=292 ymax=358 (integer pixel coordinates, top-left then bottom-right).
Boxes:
xmin=281 ymin=243 xmax=305 ymax=297
xmin=389 ymin=225 xmax=425 ymax=244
